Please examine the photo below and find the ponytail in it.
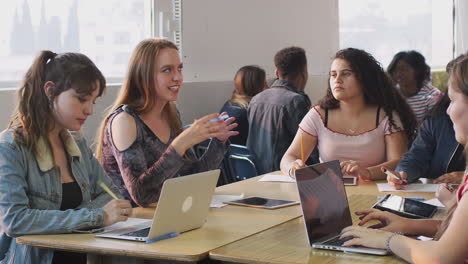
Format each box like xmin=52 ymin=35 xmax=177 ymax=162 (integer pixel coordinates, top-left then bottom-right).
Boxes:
xmin=9 ymin=50 xmax=104 ymax=155
xmin=9 ymin=50 xmax=57 ymax=155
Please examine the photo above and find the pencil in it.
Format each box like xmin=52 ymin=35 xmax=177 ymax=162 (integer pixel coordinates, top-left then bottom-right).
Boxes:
xmin=300 ymin=133 xmax=305 ymax=162
xmin=98 ymin=180 xmax=119 ymax=200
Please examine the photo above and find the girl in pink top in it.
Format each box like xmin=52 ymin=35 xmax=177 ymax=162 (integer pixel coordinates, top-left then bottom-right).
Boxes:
xmin=281 ymin=48 xmax=416 ymax=180
xmin=338 ymin=53 xmax=468 ymax=263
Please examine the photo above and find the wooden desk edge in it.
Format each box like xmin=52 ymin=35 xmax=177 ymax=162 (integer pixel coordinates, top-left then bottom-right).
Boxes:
xmin=16 ymin=236 xmax=207 ymax=262
xmin=209 ymin=251 xmax=254 ymax=264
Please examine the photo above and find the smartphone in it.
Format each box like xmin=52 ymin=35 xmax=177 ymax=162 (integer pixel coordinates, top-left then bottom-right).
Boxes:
xmin=343 ymin=176 xmax=357 ymax=185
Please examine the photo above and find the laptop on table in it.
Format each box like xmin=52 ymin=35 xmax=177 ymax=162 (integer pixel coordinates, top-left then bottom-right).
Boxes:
xmin=295 ymin=160 xmax=387 ymax=255
xmin=96 ymin=169 xmax=220 ymax=242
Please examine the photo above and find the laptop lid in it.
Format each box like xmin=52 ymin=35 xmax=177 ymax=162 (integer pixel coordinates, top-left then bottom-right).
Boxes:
xmin=295 ymin=161 xmax=387 ymax=255
xmin=295 ymin=160 xmax=351 ymax=245
xmin=147 ymin=169 xmax=220 ymax=239
xmin=97 ymin=169 xmax=220 ymax=241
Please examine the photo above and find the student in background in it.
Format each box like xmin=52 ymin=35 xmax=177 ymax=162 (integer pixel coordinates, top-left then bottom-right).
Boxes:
xmin=247 ymin=46 xmax=313 ymax=175
xmin=220 ymin=65 xmax=267 ymax=145
xmin=281 ymin=48 xmax=416 ymax=180
xmin=340 ymin=53 xmax=468 ymax=264
xmin=387 ymin=50 xmax=442 ymax=124
xmin=96 ymin=39 xmax=237 ymax=208
xmin=0 ymin=51 xmax=131 ymax=264
xmin=388 ymin=93 xmax=465 ymax=190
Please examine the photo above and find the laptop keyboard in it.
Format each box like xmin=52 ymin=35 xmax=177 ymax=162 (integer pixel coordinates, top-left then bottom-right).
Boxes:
xmin=121 ymin=227 xmax=150 ymax=238
xmin=325 ymin=236 xmax=353 ymax=246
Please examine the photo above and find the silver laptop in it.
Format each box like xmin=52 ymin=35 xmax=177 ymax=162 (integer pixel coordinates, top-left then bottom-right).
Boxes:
xmin=96 ymin=169 xmax=220 ymax=242
xmin=295 ymin=161 xmax=387 ymax=255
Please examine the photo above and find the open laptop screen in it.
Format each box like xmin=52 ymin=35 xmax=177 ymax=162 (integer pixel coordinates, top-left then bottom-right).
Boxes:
xmin=295 ymin=160 xmax=352 ymax=245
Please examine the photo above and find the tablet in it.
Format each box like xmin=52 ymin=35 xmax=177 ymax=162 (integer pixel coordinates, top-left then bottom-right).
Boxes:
xmin=373 ymin=194 xmax=437 ymax=219
xmin=225 ymin=196 xmax=299 ymax=209
xmin=343 ymin=176 xmax=357 ymax=185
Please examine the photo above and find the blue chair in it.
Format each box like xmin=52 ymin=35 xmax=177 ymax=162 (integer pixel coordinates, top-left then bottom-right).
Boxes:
xmin=228 ymin=144 xmax=251 ymax=156
xmin=229 ymin=154 xmax=258 ymax=181
xmin=225 ymin=144 xmax=258 ymax=182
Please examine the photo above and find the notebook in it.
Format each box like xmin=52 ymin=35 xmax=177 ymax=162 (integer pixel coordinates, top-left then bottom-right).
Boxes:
xmin=295 ymin=161 xmax=387 ymax=255
xmin=96 ymin=169 xmax=220 ymax=242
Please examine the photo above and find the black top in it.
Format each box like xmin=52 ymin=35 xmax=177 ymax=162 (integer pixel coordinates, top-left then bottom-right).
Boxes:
xmin=52 ymin=181 xmax=86 ymax=264
xmin=60 ymin=181 xmax=83 ymax=210
xmin=220 ymin=101 xmax=249 ymax=145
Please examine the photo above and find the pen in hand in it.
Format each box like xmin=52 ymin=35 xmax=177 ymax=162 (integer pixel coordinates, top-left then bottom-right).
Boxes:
xmin=98 ymin=180 xmax=119 ymax=200
xmin=382 ymin=168 xmax=402 ymax=181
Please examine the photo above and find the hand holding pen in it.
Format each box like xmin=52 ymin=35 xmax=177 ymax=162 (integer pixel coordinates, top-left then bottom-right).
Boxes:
xmin=98 ymin=180 xmax=133 ymax=226
xmin=287 ymin=132 xmax=307 ymax=179
xmin=382 ymin=167 xmax=408 ymax=190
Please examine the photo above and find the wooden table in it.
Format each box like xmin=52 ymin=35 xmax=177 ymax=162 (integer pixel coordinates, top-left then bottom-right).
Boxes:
xmin=16 ymin=173 xmax=302 ymax=263
xmin=209 ymin=177 xmax=441 ymax=264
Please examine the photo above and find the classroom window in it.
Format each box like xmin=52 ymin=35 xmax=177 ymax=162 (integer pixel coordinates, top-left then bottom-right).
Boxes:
xmin=0 ymin=0 xmax=181 ymax=88
xmin=339 ymin=0 xmax=454 ymax=70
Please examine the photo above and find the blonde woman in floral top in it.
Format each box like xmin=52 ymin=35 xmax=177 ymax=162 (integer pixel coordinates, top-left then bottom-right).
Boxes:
xmin=96 ymin=39 xmax=238 ymax=207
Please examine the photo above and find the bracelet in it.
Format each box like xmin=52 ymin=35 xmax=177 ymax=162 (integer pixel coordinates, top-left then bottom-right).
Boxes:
xmin=385 ymin=232 xmax=403 ymax=254
xmin=288 ymin=167 xmax=294 ymax=178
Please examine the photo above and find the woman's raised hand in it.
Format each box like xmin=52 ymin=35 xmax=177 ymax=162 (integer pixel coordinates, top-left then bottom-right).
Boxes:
xmin=172 ymin=113 xmax=238 ymax=155
xmin=215 ymin=112 xmax=239 ymax=142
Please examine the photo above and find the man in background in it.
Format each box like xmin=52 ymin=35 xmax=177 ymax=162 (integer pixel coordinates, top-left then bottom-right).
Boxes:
xmin=247 ymin=46 xmax=316 ymax=174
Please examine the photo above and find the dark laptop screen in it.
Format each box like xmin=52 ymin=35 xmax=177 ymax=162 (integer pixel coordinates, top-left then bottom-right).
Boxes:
xmin=295 ymin=160 xmax=352 ymax=245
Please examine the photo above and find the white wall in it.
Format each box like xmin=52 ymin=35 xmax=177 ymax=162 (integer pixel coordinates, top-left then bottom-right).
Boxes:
xmin=0 ymin=0 xmax=339 ymax=145
xmin=178 ymin=0 xmax=339 ymax=123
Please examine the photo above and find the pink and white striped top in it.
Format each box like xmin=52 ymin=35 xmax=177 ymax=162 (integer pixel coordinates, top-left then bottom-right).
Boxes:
xmin=403 ymin=84 xmax=441 ymax=124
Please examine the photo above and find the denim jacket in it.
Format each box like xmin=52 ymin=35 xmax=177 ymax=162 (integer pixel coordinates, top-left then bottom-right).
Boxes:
xmin=247 ymin=79 xmax=313 ymax=174
xmin=0 ymin=129 xmax=118 ymax=264
xmin=396 ymin=114 xmax=466 ymax=183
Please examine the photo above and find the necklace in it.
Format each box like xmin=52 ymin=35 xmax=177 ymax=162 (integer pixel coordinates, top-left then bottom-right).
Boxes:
xmin=348 ymin=128 xmax=356 ymax=134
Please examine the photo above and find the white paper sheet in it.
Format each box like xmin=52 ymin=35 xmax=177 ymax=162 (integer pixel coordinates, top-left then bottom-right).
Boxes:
xmin=423 ymin=198 xmax=445 ymax=208
xmin=210 ymin=194 xmax=244 ymax=208
xmin=376 ymin=183 xmax=438 ymax=192
xmin=259 ymin=174 xmax=296 ymax=183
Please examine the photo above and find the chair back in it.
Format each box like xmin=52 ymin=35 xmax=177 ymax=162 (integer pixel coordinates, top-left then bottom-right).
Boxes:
xmin=228 ymin=154 xmax=258 ymax=181
xmin=226 ymin=144 xmax=257 ymax=181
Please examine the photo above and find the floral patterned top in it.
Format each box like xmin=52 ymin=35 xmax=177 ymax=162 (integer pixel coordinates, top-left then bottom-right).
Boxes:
xmin=101 ymin=105 xmax=227 ymax=207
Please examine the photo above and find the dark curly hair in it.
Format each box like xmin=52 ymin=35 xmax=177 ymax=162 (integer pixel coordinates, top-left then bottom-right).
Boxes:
xmin=387 ymin=50 xmax=431 ymax=90
xmin=318 ymin=48 xmax=417 ymax=142
xmin=274 ymin=46 xmax=307 ymax=80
